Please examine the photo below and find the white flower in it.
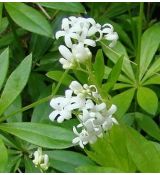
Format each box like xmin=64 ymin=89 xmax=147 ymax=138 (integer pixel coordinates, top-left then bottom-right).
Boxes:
xmin=49 ymin=90 xmax=73 ymax=123
xmin=102 ymin=116 xmax=118 ymax=131
xmin=59 ymin=43 xmax=92 ymax=69
xmin=102 ymin=24 xmax=118 ymax=47
xmin=72 ymin=43 xmax=92 ymax=63
xmin=32 ymin=148 xmax=49 ymax=171
xmin=69 ymin=81 xmax=99 ymax=99
xmin=59 ymin=45 xmax=76 ymax=69
xmin=72 ymin=126 xmax=97 ymax=148
xmin=49 ymin=89 xmax=85 ymax=123
xmin=56 ymin=18 xmax=78 ymax=48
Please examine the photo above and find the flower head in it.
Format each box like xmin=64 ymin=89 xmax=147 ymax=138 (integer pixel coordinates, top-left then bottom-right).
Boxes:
xmin=32 ymin=148 xmax=49 ymax=171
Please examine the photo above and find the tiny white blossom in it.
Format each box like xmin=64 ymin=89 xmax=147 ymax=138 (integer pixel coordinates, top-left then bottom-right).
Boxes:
xmin=102 ymin=24 xmax=118 ymax=47
xmin=32 ymin=148 xmax=49 ymax=171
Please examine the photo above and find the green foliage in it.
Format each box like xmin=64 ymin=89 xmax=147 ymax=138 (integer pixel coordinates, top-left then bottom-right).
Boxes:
xmin=5 ymin=3 xmax=52 ymax=37
xmin=0 ymin=122 xmax=74 ymax=149
xmin=0 ymin=139 xmax=8 ymax=172
xmin=0 ymin=54 xmax=32 ymax=116
xmin=0 ymin=2 xmax=160 ymax=173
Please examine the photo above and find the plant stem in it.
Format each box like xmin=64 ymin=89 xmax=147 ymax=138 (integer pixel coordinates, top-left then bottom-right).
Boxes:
xmin=0 ymin=70 xmax=69 ymax=122
xmin=136 ymin=2 xmax=144 ymax=82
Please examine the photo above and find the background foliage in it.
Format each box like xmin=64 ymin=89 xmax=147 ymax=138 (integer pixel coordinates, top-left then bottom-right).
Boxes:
xmin=0 ymin=2 xmax=160 ymax=172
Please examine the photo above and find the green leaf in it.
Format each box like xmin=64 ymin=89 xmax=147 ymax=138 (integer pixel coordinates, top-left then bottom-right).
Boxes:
xmin=93 ymin=49 xmax=105 ymax=85
xmin=137 ymin=87 xmax=158 ymax=115
xmin=101 ymin=41 xmax=135 ymax=82
xmin=135 ymin=112 xmax=160 ymax=141
xmin=139 ymin=23 xmax=160 ymax=80
xmin=46 ymin=71 xmax=74 ymax=86
xmin=0 ymin=3 xmax=3 ymax=26
xmin=0 ymin=48 xmax=9 ymax=91
xmin=5 ymin=2 xmax=52 ymax=37
xmin=0 ymin=17 xmax=9 ymax=34
xmin=112 ymin=88 xmax=135 ymax=119
xmin=0 ymin=28 xmax=27 ymax=48
xmin=0 ymin=139 xmax=8 ymax=172
xmin=86 ymin=125 xmax=136 ymax=172
xmin=103 ymin=55 xmax=123 ymax=93
xmin=0 ymin=54 xmax=32 ymax=116
xmin=143 ymin=75 xmax=160 ymax=85
xmin=5 ymin=96 xmax=22 ymax=122
xmin=46 ymin=150 xmax=94 ymax=172
xmin=76 ymin=165 xmax=123 ymax=173
xmin=0 ymin=122 xmax=74 ymax=149
xmin=38 ymin=2 xmax=85 ymax=13
xmin=125 ymin=125 xmax=160 ymax=172
xmin=142 ymin=56 xmax=160 ymax=82
xmin=24 ymin=156 xmax=40 ymax=173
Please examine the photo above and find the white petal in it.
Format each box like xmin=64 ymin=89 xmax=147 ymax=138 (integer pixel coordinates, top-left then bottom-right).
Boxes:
xmin=79 ymin=140 xmax=85 ymax=149
xmin=49 ymin=111 xmax=59 ymax=121
xmin=59 ymin=45 xmax=73 ymax=61
xmin=57 ymin=115 xmax=65 ymax=123
xmin=62 ymin=18 xmax=69 ymax=30
xmin=107 ymin=104 xmax=117 ymax=116
xmin=72 ymin=137 xmax=80 ymax=144
xmin=69 ymin=81 xmax=83 ymax=92
xmin=64 ymin=35 xmax=73 ymax=48
xmin=55 ymin=31 xmax=65 ymax=39
xmin=65 ymin=89 xmax=73 ymax=98
xmin=84 ymin=39 xmax=96 ymax=47
xmin=105 ymin=32 xmax=118 ymax=41
xmin=73 ymin=126 xmax=79 ymax=136
xmin=88 ymin=26 xmax=98 ymax=36
xmin=96 ymin=103 xmax=106 ymax=111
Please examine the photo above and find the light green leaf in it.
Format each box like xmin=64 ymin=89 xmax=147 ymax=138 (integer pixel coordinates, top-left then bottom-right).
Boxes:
xmin=38 ymin=2 xmax=85 ymax=13
xmin=139 ymin=22 xmax=160 ymax=80
xmin=135 ymin=112 xmax=160 ymax=141
xmin=101 ymin=41 xmax=135 ymax=82
xmin=0 ymin=54 xmax=32 ymax=116
xmin=125 ymin=125 xmax=160 ymax=172
xmin=93 ymin=49 xmax=105 ymax=85
xmin=5 ymin=2 xmax=52 ymax=37
xmin=103 ymin=55 xmax=123 ymax=93
xmin=0 ymin=48 xmax=9 ymax=91
xmin=0 ymin=122 xmax=74 ymax=149
xmin=142 ymin=56 xmax=160 ymax=82
xmin=76 ymin=166 xmax=123 ymax=173
xmin=46 ymin=150 xmax=94 ymax=172
xmin=143 ymin=75 xmax=160 ymax=85
xmin=46 ymin=71 xmax=74 ymax=86
xmin=112 ymin=88 xmax=135 ymax=119
xmin=137 ymin=87 xmax=158 ymax=115
xmin=0 ymin=139 xmax=8 ymax=172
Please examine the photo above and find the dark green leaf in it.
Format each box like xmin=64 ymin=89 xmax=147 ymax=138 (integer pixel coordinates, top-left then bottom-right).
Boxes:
xmin=135 ymin=112 xmax=160 ymax=141
xmin=93 ymin=49 xmax=105 ymax=85
xmin=38 ymin=2 xmax=85 ymax=13
xmin=5 ymin=2 xmax=52 ymax=37
xmin=0 ymin=54 xmax=32 ymax=116
xmin=46 ymin=150 xmax=94 ymax=172
xmin=46 ymin=70 xmax=74 ymax=86
xmin=0 ymin=48 xmax=9 ymax=91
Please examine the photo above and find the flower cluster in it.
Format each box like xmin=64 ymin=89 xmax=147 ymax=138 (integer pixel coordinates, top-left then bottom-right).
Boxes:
xmin=32 ymin=148 xmax=49 ymax=171
xmin=49 ymin=81 xmax=118 ymax=148
xmin=56 ymin=16 xmax=118 ymax=69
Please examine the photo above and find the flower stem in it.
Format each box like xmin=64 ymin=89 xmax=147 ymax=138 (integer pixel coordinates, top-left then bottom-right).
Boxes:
xmin=136 ymin=2 xmax=144 ymax=82
xmin=0 ymin=70 xmax=69 ymax=122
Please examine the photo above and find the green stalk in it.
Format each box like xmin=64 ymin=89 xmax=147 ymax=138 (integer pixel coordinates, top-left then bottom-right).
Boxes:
xmin=0 ymin=70 xmax=69 ymax=122
xmin=136 ymin=2 xmax=144 ymax=82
